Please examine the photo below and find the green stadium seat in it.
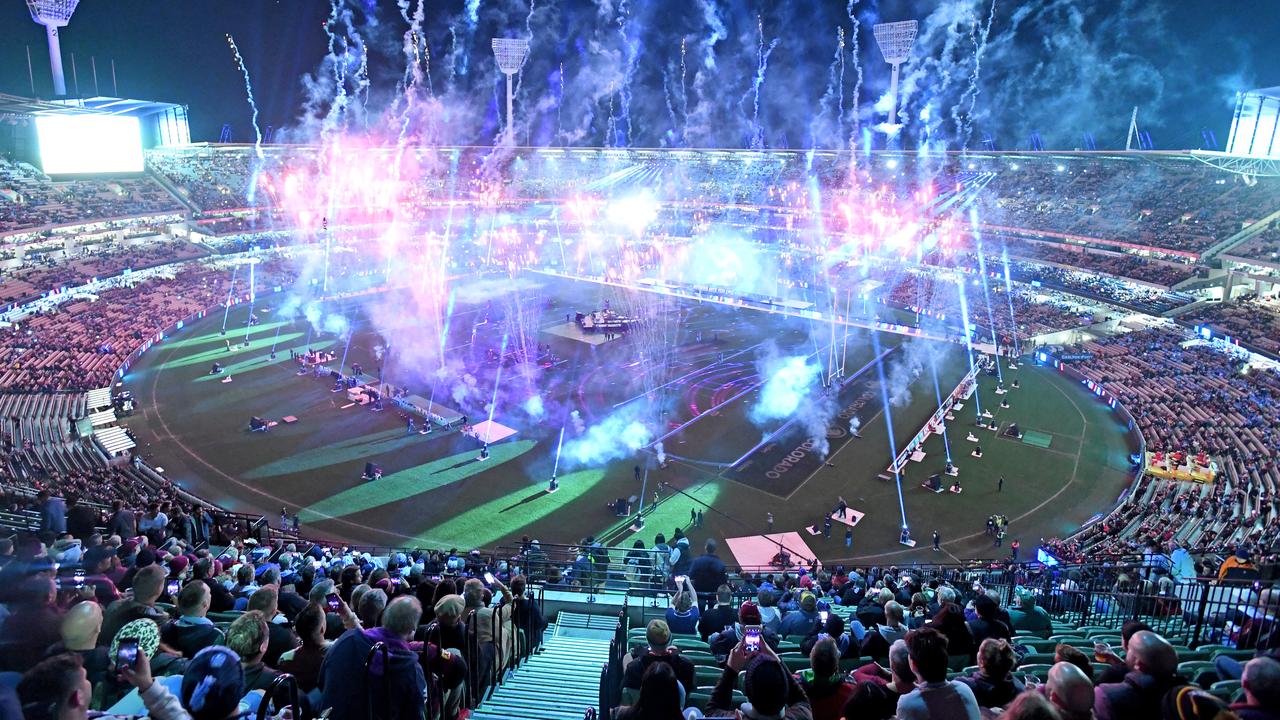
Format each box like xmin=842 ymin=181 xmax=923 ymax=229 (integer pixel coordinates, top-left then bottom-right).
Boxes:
xmin=674 ymin=638 xmax=711 ymax=651
xmin=1015 ymin=638 xmax=1060 ymax=653
xmin=781 ymin=656 xmax=810 ymax=672
xmin=1048 ymin=635 xmax=1087 ymax=644
xmin=1205 ymin=646 xmax=1254 ymax=662
xmin=695 ymin=666 xmax=723 ymax=687
xmin=1018 ymin=653 xmax=1057 ymax=666
xmin=839 ymin=657 xmax=866 ymax=673
xmin=682 ymin=651 xmax=717 ymax=666
xmin=775 ymin=641 xmax=802 ymax=653
xmin=948 ymin=654 xmax=971 ymax=671
xmin=1208 ymin=679 xmax=1242 ymax=704
xmin=1176 ymin=661 xmax=1219 ymax=689
xmin=207 ymin=611 xmax=243 ymax=623
xmin=1075 ymin=626 xmax=1114 ymax=636
xmin=1090 ymin=635 xmax=1123 ymax=647
xmin=1017 ymin=664 xmax=1054 ymax=682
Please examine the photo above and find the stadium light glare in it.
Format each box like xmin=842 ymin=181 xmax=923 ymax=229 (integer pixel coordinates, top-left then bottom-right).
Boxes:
xmin=872 ymin=20 xmax=918 ymax=127
xmin=26 ymin=0 xmax=81 ymax=96
xmin=492 ymin=38 xmax=530 ymax=143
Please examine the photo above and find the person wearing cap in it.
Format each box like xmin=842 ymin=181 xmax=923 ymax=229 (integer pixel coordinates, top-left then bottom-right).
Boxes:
xmin=710 ymin=601 xmax=782 ymax=661
xmin=704 ymin=635 xmax=812 ymax=719
xmin=1218 ymin=546 xmax=1257 ymax=580
xmin=780 ymin=591 xmax=822 ymax=639
xmin=1008 ymin=588 xmax=1053 ymax=639
xmin=896 ymin=627 xmax=980 ymax=720
xmin=98 ymin=618 xmax=190 ymax=710
xmin=80 ymin=543 xmax=122 ymax=606
xmin=623 ymin=619 xmax=697 ymax=704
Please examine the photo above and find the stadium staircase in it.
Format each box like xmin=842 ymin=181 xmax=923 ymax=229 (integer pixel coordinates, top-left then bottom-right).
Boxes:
xmin=472 ymin=611 xmax=612 ymax=720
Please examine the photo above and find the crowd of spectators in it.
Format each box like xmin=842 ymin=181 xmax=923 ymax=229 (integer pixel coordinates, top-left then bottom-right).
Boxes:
xmin=1 ymin=238 xmax=209 ymax=306
xmin=974 ymin=157 xmax=1280 ymax=255
xmin=0 ymin=158 xmax=183 ymax=234
xmin=1046 ymin=328 xmax=1280 ymax=558
xmin=0 ymin=483 xmax=545 ymax=720
xmin=615 ymin=556 xmax=1280 ymax=720
xmin=0 ymin=256 xmax=295 ymax=392
xmin=1185 ymin=295 xmax=1280 ymax=357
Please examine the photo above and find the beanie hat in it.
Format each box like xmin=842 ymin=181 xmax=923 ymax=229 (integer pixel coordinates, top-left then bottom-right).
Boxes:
xmin=169 ymin=555 xmax=190 ymax=574
xmin=739 ymin=600 xmax=762 ymax=625
xmin=112 ymin=618 xmax=161 ymax=661
xmin=181 ymin=647 xmax=245 ymax=720
xmin=799 ymin=592 xmax=817 ymax=611
xmin=742 ymin=655 xmax=789 ymax=716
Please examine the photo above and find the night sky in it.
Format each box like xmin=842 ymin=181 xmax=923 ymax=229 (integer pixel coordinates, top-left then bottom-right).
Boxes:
xmin=0 ymin=1 xmax=1275 ymax=150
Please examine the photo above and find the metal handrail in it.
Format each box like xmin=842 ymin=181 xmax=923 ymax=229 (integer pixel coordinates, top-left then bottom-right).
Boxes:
xmin=255 ymin=673 xmax=299 ymax=720
xmin=363 ymin=641 xmax=391 ymax=720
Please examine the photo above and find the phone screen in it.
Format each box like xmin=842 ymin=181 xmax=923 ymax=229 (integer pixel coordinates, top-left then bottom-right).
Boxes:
xmin=484 ymin=571 xmax=496 ymax=585
xmin=116 ymin=639 xmax=139 ymax=669
xmin=73 ymin=570 xmax=86 ymax=589
xmin=326 ymin=593 xmax=341 ymax=612
xmin=818 ymin=611 xmax=829 ymax=623
xmin=166 ymin=580 xmax=181 ymax=597
xmin=744 ymin=625 xmax=761 ymax=652
xmin=674 ymin=575 xmax=687 ymax=584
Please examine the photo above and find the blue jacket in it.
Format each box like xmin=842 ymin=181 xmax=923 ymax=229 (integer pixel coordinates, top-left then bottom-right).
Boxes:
xmin=319 ymin=627 xmax=426 ymax=720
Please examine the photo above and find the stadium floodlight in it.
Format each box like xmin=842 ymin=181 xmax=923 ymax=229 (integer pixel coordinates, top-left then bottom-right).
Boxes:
xmin=492 ymin=38 xmax=530 ymax=143
xmin=26 ymin=0 xmax=81 ymax=96
xmin=873 ymin=19 xmax=918 ymax=127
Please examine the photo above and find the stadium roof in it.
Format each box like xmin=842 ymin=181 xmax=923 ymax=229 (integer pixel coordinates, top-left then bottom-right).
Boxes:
xmin=0 ymin=92 xmax=184 ymax=118
xmin=1245 ymin=86 xmax=1280 ymax=99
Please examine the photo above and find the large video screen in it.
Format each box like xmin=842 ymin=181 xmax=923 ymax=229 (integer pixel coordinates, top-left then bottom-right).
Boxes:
xmin=35 ymin=115 xmax=145 ymax=175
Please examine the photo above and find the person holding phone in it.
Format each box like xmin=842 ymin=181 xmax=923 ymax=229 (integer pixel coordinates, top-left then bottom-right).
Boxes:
xmin=703 ymin=635 xmax=812 ymax=718
xmin=666 ymin=575 xmax=701 ymax=636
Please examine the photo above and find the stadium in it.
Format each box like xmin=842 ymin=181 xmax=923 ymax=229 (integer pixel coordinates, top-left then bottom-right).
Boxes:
xmin=0 ymin=2 xmax=1278 ymax=720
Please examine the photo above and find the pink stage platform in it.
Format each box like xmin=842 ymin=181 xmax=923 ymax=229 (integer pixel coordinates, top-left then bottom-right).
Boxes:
xmin=469 ymin=420 xmax=518 ymax=444
xmin=724 ymin=532 xmax=817 ymax=570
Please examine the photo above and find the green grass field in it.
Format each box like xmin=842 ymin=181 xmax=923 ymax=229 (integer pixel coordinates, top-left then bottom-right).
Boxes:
xmin=121 ymin=279 xmax=1136 ymax=561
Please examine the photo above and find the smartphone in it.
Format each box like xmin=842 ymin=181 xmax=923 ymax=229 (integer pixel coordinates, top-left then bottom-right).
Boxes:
xmin=818 ymin=610 xmax=829 ymax=623
xmin=166 ymin=579 xmax=181 ymax=597
xmin=484 ymin=571 xmax=496 ymax=585
xmin=744 ymin=625 xmax=762 ymax=653
xmin=116 ymin=639 xmax=139 ymax=669
xmin=73 ymin=570 xmax=86 ymax=589
xmin=1093 ymin=641 xmax=1110 ymax=661
xmin=674 ymin=575 xmax=688 ymax=584
xmin=326 ymin=593 xmax=341 ymax=612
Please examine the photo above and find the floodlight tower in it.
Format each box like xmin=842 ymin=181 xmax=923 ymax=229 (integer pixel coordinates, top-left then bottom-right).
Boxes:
xmin=872 ymin=19 xmax=918 ymax=127
xmin=491 ymin=38 xmax=530 ymax=143
xmin=26 ymin=0 xmax=81 ymax=96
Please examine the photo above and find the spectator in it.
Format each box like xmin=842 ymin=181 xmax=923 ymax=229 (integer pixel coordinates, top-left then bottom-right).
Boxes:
xmin=780 ymin=591 xmax=822 ymax=639
xmin=319 ymin=595 xmax=430 ymax=720
xmin=462 ymin=576 xmax=512 ymax=699
xmin=698 ymin=585 xmax=738 ymax=641
xmin=615 ymin=661 xmax=690 ymax=720
xmin=795 ymin=636 xmax=855 ymax=720
xmin=44 ymin=601 xmax=111 ymax=686
xmin=277 ymin=601 xmax=328 ymax=692
xmin=1054 ymin=644 xmax=1095 ymax=682
xmin=860 ymin=600 xmax=909 ymax=661
xmin=507 ymin=575 xmax=546 ymax=647
xmin=79 ymin=544 xmax=122 ymax=607
xmin=193 ymin=558 xmax=235 ymax=613
xmin=623 ymin=539 xmax=654 ymax=588
xmin=161 ymin=580 xmax=224 ymax=658
xmin=704 ymin=639 xmax=811 ymax=719
xmin=624 ymin=619 xmax=697 ymax=700
xmin=224 ymin=611 xmax=280 ymax=695
xmin=65 ymin=495 xmax=98 ymax=541
xmin=1009 ymin=590 xmax=1053 ymax=639
xmin=666 ymin=576 xmax=700 ymax=635
xmin=757 ymin=587 xmax=784 ymax=635
xmin=709 ymin=601 xmax=781 ymax=660
xmin=16 ymin=654 xmax=99 ymax=720
xmin=896 ymin=627 xmax=980 ymax=720
xmin=1093 ymin=631 xmax=1186 ymax=720
xmin=928 ymin=600 xmax=975 ymax=663
xmin=669 ymin=534 xmax=692 ymax=578
xmin=1219 ymin=547 xmax=1257 ymax=580
xmin=958 ymin=638 xmax=1025 ymax=709
xmin=689 ymin=539 xmax=728 ymax=612
xmin=1047 ymin=661 xmax=1097 ymax=720
xmin=857 ymin=588 xmax=893 ymax=628
xmin=1093 ymin=621 xmax=1153 ymax=684
xmin=0 ymin=576 xmax=63 ymax=672
xmin=101 ymin=564 xmax=169 ymax=645
xmin=36 ymin=490 xmax=67 ymax=534
xmin=1001 ymin=690 xmax=1064 ymax=720
xmin=843 ymin=638 xmax=915 ymax=720
xmin=357 ymin=587 xmax=388 ymax=629
xmin=1229 ymin=656 xmax=1280 ymax=720
xmin=107 ymin=500 xmax=137 ymax=539
xmin=968 ymin=594 xmax=1013 ymax=647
